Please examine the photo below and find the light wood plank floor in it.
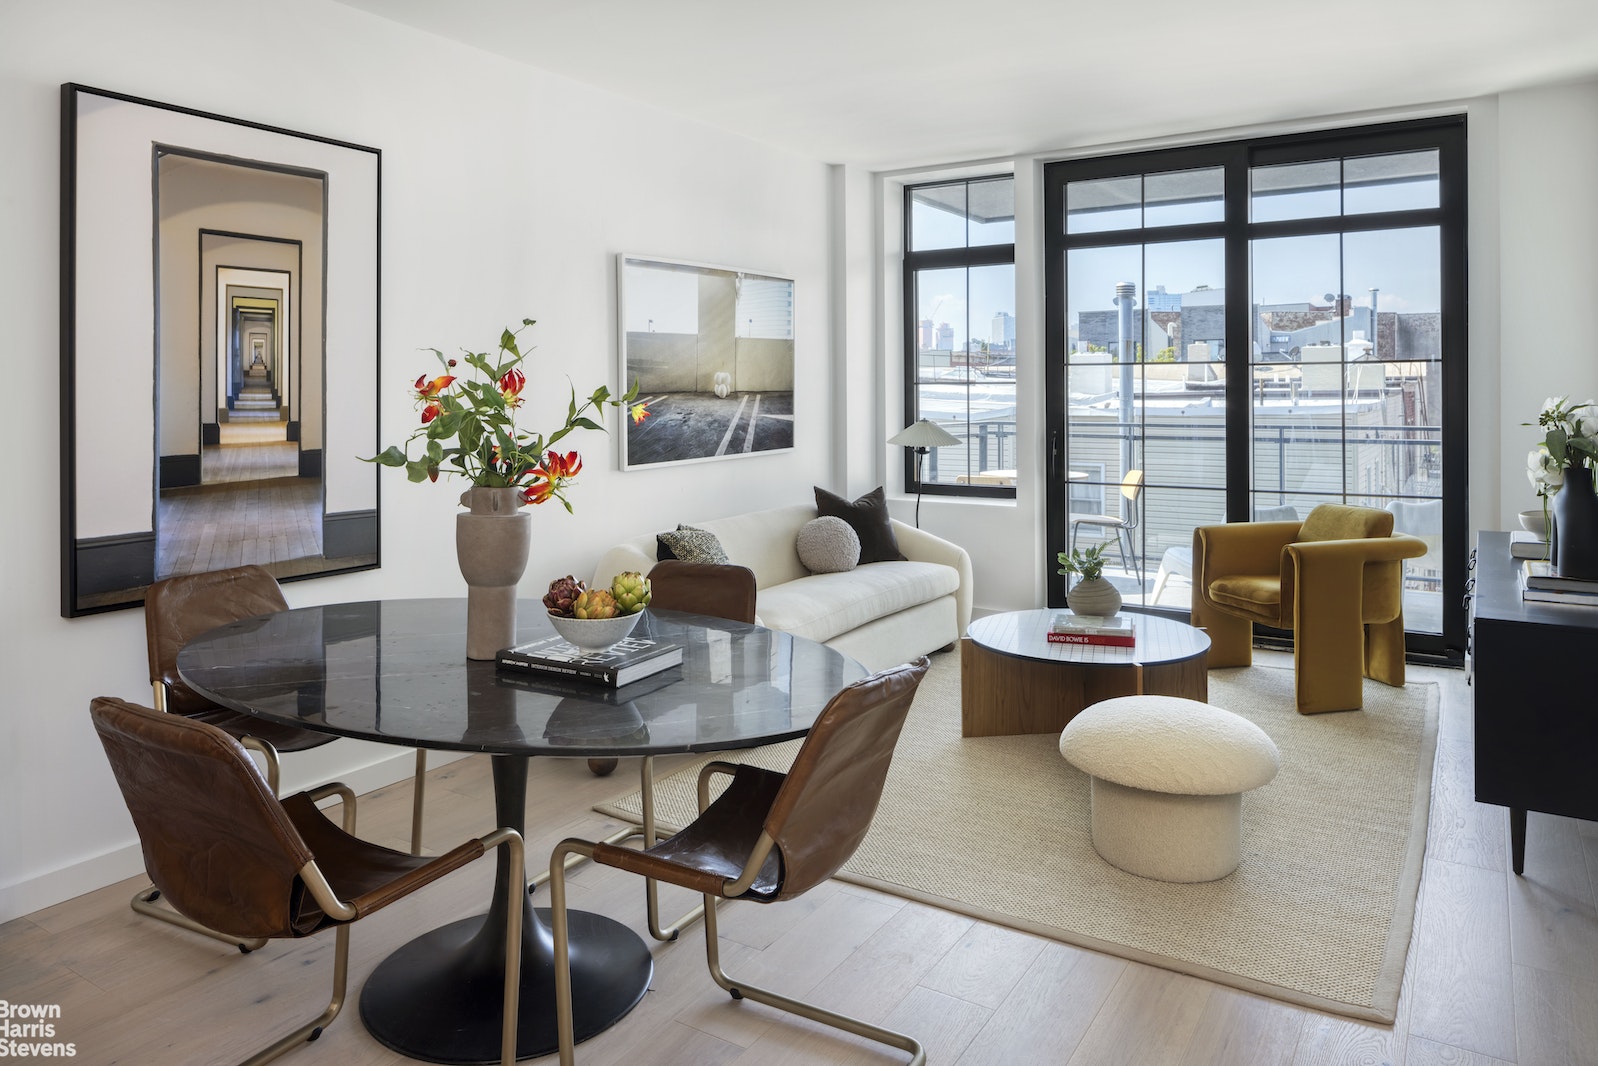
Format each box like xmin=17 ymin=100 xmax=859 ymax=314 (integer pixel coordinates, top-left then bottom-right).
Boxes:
xmin=5 ymin=653 xmax=1595 ymax=1064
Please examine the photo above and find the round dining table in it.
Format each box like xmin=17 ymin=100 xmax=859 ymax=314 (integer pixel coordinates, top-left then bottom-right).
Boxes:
xmin=176 ymin=598 xmax=867 ymax=1064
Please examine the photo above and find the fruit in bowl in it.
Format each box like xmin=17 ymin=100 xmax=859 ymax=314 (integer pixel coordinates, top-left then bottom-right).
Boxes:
xmin=543 ymin=572 xmax=652 ymax=650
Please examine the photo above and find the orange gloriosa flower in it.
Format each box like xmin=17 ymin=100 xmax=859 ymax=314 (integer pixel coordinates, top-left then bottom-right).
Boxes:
xmin=629 ymin=401 xmax=651 ymax=425
xmin=498 ymin=368 xmax=526 ymax=408
xmin=522 ymin=450 xmax=583 ymax=505
xmin=414 ymin=373 xmax=455 ymax=399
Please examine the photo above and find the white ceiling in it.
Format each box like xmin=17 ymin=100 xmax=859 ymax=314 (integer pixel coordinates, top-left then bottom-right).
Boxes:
xmin=336 ymin=0 xmax=1598 ymax=170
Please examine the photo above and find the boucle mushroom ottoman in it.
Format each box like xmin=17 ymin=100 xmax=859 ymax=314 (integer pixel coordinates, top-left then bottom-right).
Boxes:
xmin=1058 ymin=694 xmax=1280 ymax=883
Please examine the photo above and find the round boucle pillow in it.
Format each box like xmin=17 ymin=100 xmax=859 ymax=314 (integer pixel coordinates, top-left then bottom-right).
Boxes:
xmin=796 ymin=516 xmax=861 ymax=574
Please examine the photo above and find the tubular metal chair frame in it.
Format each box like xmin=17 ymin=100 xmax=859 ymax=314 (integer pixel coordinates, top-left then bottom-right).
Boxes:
xmin=547 ymin=657 xmax=931 ymax=1065
xmin=92 ymin=697 xmax=524 ymax=1066
xmin=549 ymin=762 xmax=924 ymax=1065
xmin=1070 ymin=469 xmax=1144 ymax=581
xmin=139 ymin=565 xmax=431 ymax=950
xmin=548 ymin=561 xmax=762 ymax=941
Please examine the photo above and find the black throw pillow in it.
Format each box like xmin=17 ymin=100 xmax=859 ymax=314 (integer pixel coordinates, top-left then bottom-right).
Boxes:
xmin=814 ymin=486 xmax=906 ymax=564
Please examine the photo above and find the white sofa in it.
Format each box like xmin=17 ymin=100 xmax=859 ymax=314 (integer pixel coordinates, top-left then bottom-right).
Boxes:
xmin=591 ymin=504 xmax=973 ymax=671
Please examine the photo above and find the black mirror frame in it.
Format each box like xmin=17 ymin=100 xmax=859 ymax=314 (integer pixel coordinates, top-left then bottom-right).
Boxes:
xmin=59 ymin=83 xmax=382 ymax=617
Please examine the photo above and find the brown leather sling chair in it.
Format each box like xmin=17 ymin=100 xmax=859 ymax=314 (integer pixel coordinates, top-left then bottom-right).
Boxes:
xmin=141 ymin=565 xmax=430 ymax=949
xmin=553 ymin=559 xmax=765 ymax=941
xmin=90 ymin=696 xmax=524 ymax=1066
xmin=548 ymin=656 xmax=931 ymax=1065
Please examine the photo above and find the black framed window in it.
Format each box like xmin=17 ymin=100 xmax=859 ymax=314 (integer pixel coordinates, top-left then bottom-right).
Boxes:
xmin=1043 ymin=117 xmax=1467 ymax=662
xmin=901 ymin=176 xmax=1017 ymax=495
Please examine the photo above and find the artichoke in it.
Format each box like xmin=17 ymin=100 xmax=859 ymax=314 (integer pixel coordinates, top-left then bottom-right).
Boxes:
xmin=572 ymin=588 xmax=620 ymax=619
xmin=542 ymin=574 xmax=586 ymax=617
xmin=610 ymin=571 xmax=651 ymax=614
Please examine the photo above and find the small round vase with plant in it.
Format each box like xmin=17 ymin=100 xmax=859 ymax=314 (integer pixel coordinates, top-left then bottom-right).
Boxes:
xmin=1058 ymin=543 xmax=1122 ymax=617
xmin=1526 ymin=395 xmax=1598 ymax=579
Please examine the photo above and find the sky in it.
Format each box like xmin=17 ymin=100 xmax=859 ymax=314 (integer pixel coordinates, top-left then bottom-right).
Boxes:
xmin=912 ymin=172 xmax=1442 ymax=354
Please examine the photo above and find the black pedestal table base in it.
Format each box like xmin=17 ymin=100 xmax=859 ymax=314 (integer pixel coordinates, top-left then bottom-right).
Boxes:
xmin=360 ymin=903 xmax=651 ymax=1063
xmin=360 ymin=753 xmax=651 ymax=1063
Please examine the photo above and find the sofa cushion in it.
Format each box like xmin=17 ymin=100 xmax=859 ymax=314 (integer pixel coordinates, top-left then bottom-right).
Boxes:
xmin=656 ymin=525 xmax=729 ymax=564
xmin=796 ymin=517 xmax=860 ymax=574
xmin=756 ymin=561 xmax=958 ymax=644
xmin=815 ymin=486 xmax=905 ymax=564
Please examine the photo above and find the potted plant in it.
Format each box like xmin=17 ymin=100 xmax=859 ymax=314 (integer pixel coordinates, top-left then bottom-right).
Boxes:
xmin=364 ymin=317 xmax=649 ymax=658
xmin=1526 ymin=395 xmax=1598 ymax=578
xmin=1057 ymin=543 xmax=1122 ymax=617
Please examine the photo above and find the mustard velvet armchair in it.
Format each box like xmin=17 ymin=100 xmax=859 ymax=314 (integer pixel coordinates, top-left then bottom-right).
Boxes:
xmin=1191 ymin=504 xmax=1428 ymax=714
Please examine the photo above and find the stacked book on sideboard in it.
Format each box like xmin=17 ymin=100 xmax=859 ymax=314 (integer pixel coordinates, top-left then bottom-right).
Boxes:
xmin=1049 ymin=612 xmax=1136 ymax=647
xmin=1510 ymin=530 xmax=1551 ymax=560
xmin=496 ymin=634 xmax=683 ymax=687
xmin=1520 ymin=559 xmax=1598 ymax=607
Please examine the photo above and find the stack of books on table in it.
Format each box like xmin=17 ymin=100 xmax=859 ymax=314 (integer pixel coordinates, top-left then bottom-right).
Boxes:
xmin=1048 ymin=612 xmax=1136 ymax=647
xmin=1519 ymin=560 xmax=1598 ymax=606
xmin=496 ymin=634 xmax=683 ymax=687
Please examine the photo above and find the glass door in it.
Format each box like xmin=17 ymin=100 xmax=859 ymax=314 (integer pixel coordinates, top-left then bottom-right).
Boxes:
xmin=1044 ymin=119 xmax=1466 ymax=660
xmin=1050 ymin=155 xmax=1234 ymax=612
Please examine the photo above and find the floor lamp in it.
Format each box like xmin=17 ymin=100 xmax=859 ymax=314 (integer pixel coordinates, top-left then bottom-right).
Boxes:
xmin=888 ymin=419 xmax=960 ymax=528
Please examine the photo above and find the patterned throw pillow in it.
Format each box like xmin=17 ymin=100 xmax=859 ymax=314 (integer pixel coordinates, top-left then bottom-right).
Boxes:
xmin=813 ymin=485 xmax=906 ymax=564
xmin=656 ymin=524 xmax=730 ymax=564
xmin=796 ymin=516 xmax=861 ymax=574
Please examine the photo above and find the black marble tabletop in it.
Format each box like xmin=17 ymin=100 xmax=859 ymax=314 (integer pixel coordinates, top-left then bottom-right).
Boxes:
xmin=176 ymin=598 xmax=868 ymax=758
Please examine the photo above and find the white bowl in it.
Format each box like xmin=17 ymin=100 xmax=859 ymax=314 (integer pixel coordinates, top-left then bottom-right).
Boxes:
xmin=1519 ymin=508 xmax=1549 ymax=537
xmin=548 ymin=611 xmax=641 ymax=651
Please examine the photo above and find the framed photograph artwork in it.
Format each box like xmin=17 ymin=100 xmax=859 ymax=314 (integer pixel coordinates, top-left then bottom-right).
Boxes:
xmin=59 ymin=84 xmax=381 ymax=617
xmin=617 ymin=254 xmax=795 ymax=470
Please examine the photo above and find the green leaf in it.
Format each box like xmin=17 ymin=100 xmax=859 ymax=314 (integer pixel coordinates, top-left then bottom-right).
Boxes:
xmin=429 ymin=411 xmax=466 ymax=438
xmin=365 ymin=446 xmax=408 ymax=467
xmin=1547 ymin=428 xmax=1569 ymax=463
xmin=500 ymin=328 xmax=519 ymax=358
xmin=404 ymin=459 xmax=432 ymax=483
xmin=426 ymin=439 xmax=444 ymax=462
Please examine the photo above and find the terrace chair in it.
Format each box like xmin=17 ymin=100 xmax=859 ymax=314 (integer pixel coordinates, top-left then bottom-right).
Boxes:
xmin=1071 ymin=469 xmax=1144 ymax=582
xmin=89 ymin=696 xmax=524 ymax=1066
xmin=142 ymin=565 xmax=430 ymax=948
xmin=1191 ymin=503 xmax=1427 ymax=714
xmin=549 ymin=657 xmax=931 ymax=1065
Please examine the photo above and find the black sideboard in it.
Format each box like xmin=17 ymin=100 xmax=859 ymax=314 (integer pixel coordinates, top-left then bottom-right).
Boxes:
xmin=1469 ymin=530 xmax=1598 ymax=874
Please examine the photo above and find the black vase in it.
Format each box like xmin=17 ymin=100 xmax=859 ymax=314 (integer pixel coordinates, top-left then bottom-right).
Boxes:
xmin=1552 ymin=465 xmax=1598 ymax=579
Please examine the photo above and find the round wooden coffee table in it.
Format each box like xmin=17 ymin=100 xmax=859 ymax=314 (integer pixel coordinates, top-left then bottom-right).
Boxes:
xmin=960 ymin=609 xmax=1211 ymax=737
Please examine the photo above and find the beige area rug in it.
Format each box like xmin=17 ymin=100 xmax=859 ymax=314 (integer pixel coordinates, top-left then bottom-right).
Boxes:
xmin=597 ymin=654 xmax=1438 ymax=1022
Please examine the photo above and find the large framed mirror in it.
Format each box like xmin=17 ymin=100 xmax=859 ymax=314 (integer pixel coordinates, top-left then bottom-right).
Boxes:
xmin=60 ymin=84 xmax=380 ymax=617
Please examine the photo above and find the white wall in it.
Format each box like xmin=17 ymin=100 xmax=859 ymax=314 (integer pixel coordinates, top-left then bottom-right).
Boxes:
xmin=1497 ymin=81 xmax=1598 ymax=514
xmin=0 ymin=0 xmax=833 ymax=921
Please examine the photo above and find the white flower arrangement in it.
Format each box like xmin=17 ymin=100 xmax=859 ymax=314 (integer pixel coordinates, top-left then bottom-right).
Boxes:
xmin=1526 ymin=395 xmax=1598 ymax=498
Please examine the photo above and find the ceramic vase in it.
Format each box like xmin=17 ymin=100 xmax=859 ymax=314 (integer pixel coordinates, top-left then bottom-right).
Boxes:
xmin=1067 ymin=576 xmax=1122 ymax=617
xmin=1552 ymin=465 xmax=1598 ymax=580
xmin=456 ymin=486 xmax=531 ymax=660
